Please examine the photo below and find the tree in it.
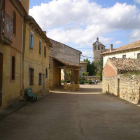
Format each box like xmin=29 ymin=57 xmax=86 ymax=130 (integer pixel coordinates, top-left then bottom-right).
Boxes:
xmin=95 ymin=59 xmax=103 ymax=81
xmin=83 ymin=59 xmax=97 ymax=76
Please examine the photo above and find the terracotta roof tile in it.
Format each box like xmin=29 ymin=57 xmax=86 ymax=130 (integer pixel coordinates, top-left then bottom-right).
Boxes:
xmin=102 ymin=40 xmax=140 ymax=55
xmin=109 ymin=58 xmax=140 ymax=72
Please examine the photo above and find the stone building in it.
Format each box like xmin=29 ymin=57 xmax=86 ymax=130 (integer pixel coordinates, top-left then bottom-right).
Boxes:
xmin=49 ymin=39 xmax=82 ymax=91
xmin=93 ymin=37 xmax=106 ymax=62
xmin=0 ymin=0 xmax=27 ymax=108
xmin=101 ymin=40 xmax=140 ymax=67
xmin=22 ymin=1 xmax=52 ymax=99
xmin=79 ymin=61 xmax=87 ymax=77
xmin=103 ymin=58 xmax=140 ymax=104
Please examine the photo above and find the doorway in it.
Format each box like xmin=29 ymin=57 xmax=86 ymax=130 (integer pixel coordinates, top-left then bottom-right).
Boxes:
xmin=43 ymin=74 xmax=45 ymax=92
xmin=0 ymin=53 xmax=3 ymax=106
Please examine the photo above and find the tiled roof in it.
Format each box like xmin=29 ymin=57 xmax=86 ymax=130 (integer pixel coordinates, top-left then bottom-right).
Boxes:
xmin=50 ymin=56 xmax=81 ymax=68
xmin=109 ymin=58 xmax=140 ymax=72
xmin=102 ymin=40 xmax=140 ymax=55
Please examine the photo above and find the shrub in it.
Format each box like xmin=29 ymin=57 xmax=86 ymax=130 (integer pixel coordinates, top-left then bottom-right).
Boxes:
xmin=61 ymin=80 xmax=65 ymax=83
xmin=87 ymin=80 xmax=92 ymax=84
xmin=81 ymin=77 xmax=85 ymax=81
xmin=66 ymin=80 xmax=70 ymax=83
xmin=79 ymin=80 xmax=85 ymax=84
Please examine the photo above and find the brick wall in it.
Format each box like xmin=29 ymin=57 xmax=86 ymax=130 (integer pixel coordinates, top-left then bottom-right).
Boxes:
xmin=103 ymin=61 xmax=117 ymax=77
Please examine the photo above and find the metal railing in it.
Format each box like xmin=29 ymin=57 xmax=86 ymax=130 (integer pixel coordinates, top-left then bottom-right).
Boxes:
xmin=0 ymin=9 xmax=13 ymax=42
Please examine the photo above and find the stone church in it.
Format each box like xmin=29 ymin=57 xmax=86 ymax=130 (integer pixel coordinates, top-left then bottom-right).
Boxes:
xmin=93 ymin=37 xmax=106 ymax=61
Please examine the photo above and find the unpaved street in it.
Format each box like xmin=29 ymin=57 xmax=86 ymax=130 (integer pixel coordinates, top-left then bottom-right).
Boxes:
xmin=0 ymin=83 xmax=140 ymax=140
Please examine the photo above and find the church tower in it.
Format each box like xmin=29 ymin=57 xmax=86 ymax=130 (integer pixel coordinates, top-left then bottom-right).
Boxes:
xmin=93 ymin=37 xmax=106 ymax=62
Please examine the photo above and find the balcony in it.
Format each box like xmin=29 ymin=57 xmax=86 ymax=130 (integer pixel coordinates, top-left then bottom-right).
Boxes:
xmin=0 ymin=10 xmax=13 ymax=45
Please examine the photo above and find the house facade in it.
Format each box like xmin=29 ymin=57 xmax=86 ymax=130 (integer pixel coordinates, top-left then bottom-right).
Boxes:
xmin=22 ymin=7 xmax=52 ymax=98
xmin=79 ymin=61 xmax=87 ymax=77
xmin=49 ymin=39 xmax=82 ymax=91
xmin=103 ymin=58 xmax=140 ymax=104
xmin=0 ymin=0 xmax=26 ymax=107
xmin=102 ymin=40 xmax=140 ymax=67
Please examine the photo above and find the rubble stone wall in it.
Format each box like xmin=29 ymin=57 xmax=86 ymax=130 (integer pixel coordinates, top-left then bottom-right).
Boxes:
xmin=103 ymin=74 xmax=140 ymax=104
xmin=119 ymin=75 xmax=140 ymax=104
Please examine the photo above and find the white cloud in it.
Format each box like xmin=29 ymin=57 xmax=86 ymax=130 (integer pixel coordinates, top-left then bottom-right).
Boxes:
xmin=129 ymin=29 xmax=140 ymax=42
xmin=29 ymin=0 xmax=140 ymax=55
xmin=135 ymin=0 xmax=140 ymax=4
xmin=114 ymin=41 xmax=122 ymax=45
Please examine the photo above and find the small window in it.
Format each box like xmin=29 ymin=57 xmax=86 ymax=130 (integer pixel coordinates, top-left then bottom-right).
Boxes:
xmin=137 ymin=53 xmax=140 ymax=59
xmin=98 ymin=46 xmax=100 ymax=50
xmin=102 ymin=47 xmax=103 ymax=50
xmin=39 ymin=40 xmax=41 ymax=54
xmin=13 ymin=11 xmax=16 ymax=35
xmin=39 ymin=73 xmax=42 ymax=85
xmin=46 ymin=68 xmax=48 ymax=78
xmin=29 ymin=68 xmax=34 ymax=85
xmin=122 ymin=55 xmax=126 ymax=58
xmin=44 ymin=45 xmax=46 ymax=58
xmin=12 ymin=56 xmax=15 ymax=80
xmin=94 ymin=46 xmax=96 ymax=50
xmin=30 ymin=33 xmax=33 ymax=50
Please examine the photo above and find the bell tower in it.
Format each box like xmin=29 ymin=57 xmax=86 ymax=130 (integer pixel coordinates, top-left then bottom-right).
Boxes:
xmin=93 ymin=37 xmax=106 ymax=62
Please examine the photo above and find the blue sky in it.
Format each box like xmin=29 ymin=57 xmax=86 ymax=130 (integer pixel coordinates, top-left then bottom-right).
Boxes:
xmin=29 ymin=0 xmax=140 ymax=61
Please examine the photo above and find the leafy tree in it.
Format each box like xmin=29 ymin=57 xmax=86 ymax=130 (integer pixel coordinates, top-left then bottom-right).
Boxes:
xmin=95 ymin=59 xmax=103 ymax=81
xmin=83 ymin=59 xmax=97 ymax=76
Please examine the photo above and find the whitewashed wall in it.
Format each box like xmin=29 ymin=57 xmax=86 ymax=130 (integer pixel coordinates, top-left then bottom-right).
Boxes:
xmin=103 ymin=49 xmax=140 ymax=67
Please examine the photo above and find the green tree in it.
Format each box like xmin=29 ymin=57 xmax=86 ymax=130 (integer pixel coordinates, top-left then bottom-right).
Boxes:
xmin=83 ymin=59 xmax=97 ymax=76
xmin=95 ymin=59 xmax=103 ymax=81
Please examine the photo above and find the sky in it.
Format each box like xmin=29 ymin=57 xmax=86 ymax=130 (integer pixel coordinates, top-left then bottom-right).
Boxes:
xmin=29 ymin=0 xmax=140 ymax=61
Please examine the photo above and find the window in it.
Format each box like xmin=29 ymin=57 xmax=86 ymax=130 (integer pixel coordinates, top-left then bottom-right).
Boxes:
xmin=137 ymin=53 xmax=140 ymax=59
xmin=39 ymin=40 xmax=41 ymax=54
xmin=29 ymin=68 xmax=34 ymax=85
xmin=98 ymin=46 xmax=100 ymax=50
xmin=12 ymin=56 xmax=15 ymax=80
xmin=30 ymin=33 xmax=33 ymax=50
xmin=94 ymin=46 xmax=96 ymax=50
xmin=13 ymin=11 xmax=16 ymax=35
xmin=44 ymin=45 xmax=46 ymax=58
xmin=102 ymin=47 xmax=103 ymax=50
xmin=122 ymin=55 xmax=126 ymax=58
xmin=39 ymin=73 xmax=42 ymax=85
xmin=46 ymin=68 xmax=48 ymax=78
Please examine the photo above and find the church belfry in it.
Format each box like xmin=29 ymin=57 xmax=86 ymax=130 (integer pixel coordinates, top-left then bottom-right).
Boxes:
xmin=93 ymin=37 xmax=106 ymax=62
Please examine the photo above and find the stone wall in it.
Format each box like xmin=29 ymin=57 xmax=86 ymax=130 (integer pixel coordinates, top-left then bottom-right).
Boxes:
xmin=102 ymin=76 xmax=116 ymax=95
xmin=49 ymin=39 xmax=81 ymax=65
xmin=103 ymin=74 xmax=140 ymax=104
xmin=119 ymin=74 xmax=140 ymax=104
xmin=85 ymin=76 xmax=100 ymax=82
xmin=63 ymin=82 xmax=79 ymax=91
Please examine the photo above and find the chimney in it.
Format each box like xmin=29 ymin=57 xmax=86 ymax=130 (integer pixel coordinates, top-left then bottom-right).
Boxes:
xmin=110 ymin=44 xmax=113 ymax=52
xmin=20 ymin=0 xmax=30 ymax=14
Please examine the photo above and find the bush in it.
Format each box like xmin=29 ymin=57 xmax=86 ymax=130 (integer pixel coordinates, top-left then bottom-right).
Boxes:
xmin=79 ymin=80 xmax=85 ymax=84
xmin=80 ymin=77 xmax=85 ymax=81
xmin=87 ymin=80 xmax=92 ymax=84
xmin=61 ymin=80 xmax=65 ymax=83
xmin=66 ymin=80 xmax=70 ymax=83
